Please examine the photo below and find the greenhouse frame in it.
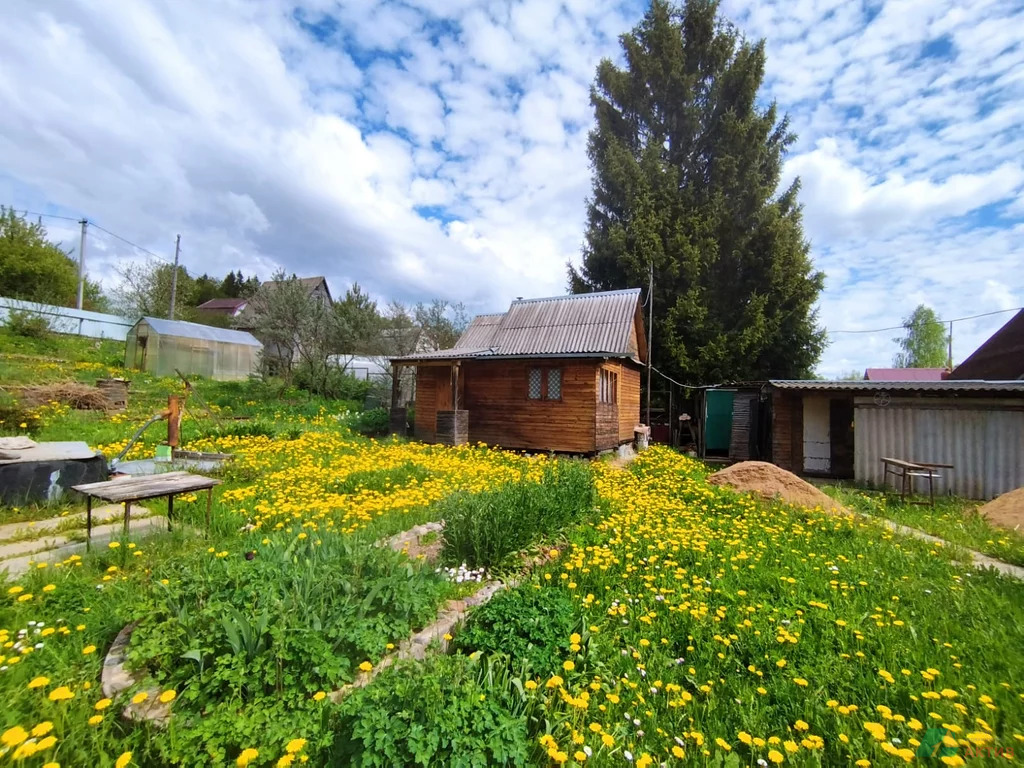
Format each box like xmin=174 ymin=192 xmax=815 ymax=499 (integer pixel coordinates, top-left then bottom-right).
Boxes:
xmin=125 ymin=317 xmax=262 ymax=381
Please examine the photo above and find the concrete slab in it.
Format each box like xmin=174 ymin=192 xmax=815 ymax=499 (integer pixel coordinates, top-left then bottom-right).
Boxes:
xmin=0 ymin=504 xmax=143 ymax=543
xmin=0 ymin=515 xmax=166 ymax=579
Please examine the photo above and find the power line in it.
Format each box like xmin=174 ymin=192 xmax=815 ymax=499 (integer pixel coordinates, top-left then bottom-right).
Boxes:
xmin=88 ymin=222 xmax=171 ymax=263
xmin=827 ymin=306 xmax=1022 ymax=335
xmin=8 ymin=208 xmax=81 ymax=222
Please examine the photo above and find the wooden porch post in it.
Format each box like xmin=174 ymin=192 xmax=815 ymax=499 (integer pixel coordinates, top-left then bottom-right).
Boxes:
xmin=391 ymin=363 xmax=403 ymax=408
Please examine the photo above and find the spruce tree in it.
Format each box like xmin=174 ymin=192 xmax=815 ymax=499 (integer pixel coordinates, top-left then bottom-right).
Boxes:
xmin=571 ymin=0 xmax=826 ymax=383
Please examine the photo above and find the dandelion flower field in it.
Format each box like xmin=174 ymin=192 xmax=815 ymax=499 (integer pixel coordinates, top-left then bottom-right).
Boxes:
xmin=1 ymin=336 xmax=1022 ymax=766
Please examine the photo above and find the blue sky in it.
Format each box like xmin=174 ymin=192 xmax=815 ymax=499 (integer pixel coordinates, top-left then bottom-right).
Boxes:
xmin=0 ymin=0 xmax=1021 ymax=377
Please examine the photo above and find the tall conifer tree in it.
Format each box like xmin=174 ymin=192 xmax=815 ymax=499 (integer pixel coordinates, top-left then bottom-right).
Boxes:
xmin=571 ymin=0 xmax=826 ymax=383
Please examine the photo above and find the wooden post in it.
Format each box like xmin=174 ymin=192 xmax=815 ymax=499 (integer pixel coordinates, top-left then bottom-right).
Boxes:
xmin=451 ymin=364 xmax=458 ymax=410
xmin=86 ymin=496 xmax=92 ymax=552
xmin=166 ymin=394 xmax=181 ymax=448
xmin=391 ymin=363 xmax=403 ymax=408
xmin=205 ymin=488 xmax=213 ymax=537
xmin=167 ymin=494 xmax=174 ymax=532
xmin=123 ymin=500 xmax=131 ymax=535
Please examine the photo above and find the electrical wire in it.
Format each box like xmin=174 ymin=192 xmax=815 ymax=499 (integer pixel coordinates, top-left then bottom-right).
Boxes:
xmin=88 ymin=222 xmax=171 ymax=263
xmin=8 ymin=208 xmax=81 ymax=222
xmin=827 ymin=306 xmax=1022 ymax=334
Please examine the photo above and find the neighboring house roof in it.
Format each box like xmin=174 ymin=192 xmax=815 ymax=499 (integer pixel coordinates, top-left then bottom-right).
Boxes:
xmin=949 ymin=309 xmax=1024 ymax=381
xmin=197 ymin=298 xmax=248 ymax=312
xmin=258 ymin=276 xmax=333 ymax=304
xmin=135 ymin=316 xmax=263 ymax=347
xmin=768 ymin=379 xmax=1024 ymax=394
xmin=864 ymin=368 xmax=948 ymax=381
xmin=393 ymin=288 xmax=646 ymax=363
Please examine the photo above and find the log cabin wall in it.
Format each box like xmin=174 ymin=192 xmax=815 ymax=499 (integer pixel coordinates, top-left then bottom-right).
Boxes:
xmin=462 ymin=358 xmax=598 ymax=453
xmin=595 ymin=361 xmax=642 ymax=450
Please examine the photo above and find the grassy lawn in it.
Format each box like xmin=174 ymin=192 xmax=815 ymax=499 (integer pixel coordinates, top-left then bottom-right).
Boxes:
xmin=823 ymin=484 xmax=1024 ymax=569
xmin=2 ymin=329 xmax=1023 ymax=766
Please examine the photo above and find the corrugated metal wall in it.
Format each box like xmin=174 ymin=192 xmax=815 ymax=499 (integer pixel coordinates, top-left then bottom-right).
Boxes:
xmin=0 ymin=297 xmax=132 ymax=340
xmin=855 ymin=399 xmax=1024 ymax=499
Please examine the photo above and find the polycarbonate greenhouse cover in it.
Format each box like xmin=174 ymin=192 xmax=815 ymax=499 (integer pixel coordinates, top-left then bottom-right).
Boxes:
xmin=139 ymin=317 xmax=262 ymax=347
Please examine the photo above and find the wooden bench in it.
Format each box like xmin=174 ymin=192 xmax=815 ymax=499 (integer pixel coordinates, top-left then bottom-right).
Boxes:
xmin=880 ymin=457 xmax=954 ymax=506
xmin=72 ymin=471 xmax=221 ymax=549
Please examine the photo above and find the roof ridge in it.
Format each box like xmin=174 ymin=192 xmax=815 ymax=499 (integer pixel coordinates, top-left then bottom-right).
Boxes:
xmin=510 ymin=287 xmax=641 ymax=304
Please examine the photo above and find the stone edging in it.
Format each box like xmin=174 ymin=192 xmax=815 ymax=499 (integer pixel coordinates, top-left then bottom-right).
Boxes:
xmin=101 ymin=620 xmax=173 ymax=726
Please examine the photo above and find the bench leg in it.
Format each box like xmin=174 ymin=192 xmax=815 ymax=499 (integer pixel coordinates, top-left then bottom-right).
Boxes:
xmin=167 ymin=495 xmax=174 ymax=532
xmin=124 ymin=500 xmax=131 ymax=536
xmin=205 ymin=488 xmax=213 ymax=537
xmin=86 ymin=497 xmax=92 ymax=552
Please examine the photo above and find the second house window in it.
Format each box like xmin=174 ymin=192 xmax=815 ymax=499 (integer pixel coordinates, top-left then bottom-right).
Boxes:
xmin=528 ymin=367 xmax=562 ymax=400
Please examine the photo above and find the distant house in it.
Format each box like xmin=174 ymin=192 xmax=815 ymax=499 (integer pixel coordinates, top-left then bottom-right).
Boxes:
xmin=125 ymin=317 xmax=262 ymax=381
xmin=864 ymin=368 xmax=947 ymax=381
xmin=196 ymin=297 xmax=248 ymax=318
xmin=391 ymin=289 xmax=646 ymax=453
xmin=949 ymin=309 xmax=1024 ymax=380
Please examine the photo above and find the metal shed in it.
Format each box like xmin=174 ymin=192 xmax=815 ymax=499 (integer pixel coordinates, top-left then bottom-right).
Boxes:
xmin=125 ymin=317 xmax=262 ymax=381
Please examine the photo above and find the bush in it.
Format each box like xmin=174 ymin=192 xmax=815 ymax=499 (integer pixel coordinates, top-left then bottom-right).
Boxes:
xmin=333 ymin=653 xmax=536 ymax=767
xmin=293 ymin=361 xmax=372 ymax=401
xmin=452 ymin=587 xmax=578 ymax=673
xmin=3 ymin=309 xmax=52 ymax=338
xmin=351 ymin=407 xmax=389 ymax=436
xmin=440 ymin=461 xmax=595 ymax=569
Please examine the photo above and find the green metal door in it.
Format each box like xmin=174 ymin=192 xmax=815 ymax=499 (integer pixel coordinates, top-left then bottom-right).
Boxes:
xmin=705 ymin=390 xmax=735 ymax=452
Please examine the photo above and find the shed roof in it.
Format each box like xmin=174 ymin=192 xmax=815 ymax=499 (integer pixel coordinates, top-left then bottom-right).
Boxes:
xmin=136 ymin=317 xmax=262 ymax=347
xmin=949 ymin=309 xmax=1024 ymax=381
xmin=393 ymin=288 xmax=645 ymax=363
xmin=768 ymin=379 xmax=1024 ymax=394
xmin=864 ymin=368 xmax=948 ymax=381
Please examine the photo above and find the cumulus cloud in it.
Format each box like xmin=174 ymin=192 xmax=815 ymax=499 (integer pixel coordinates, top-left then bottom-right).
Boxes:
xmin=0 ymin=0 xmax=1020 ymax=377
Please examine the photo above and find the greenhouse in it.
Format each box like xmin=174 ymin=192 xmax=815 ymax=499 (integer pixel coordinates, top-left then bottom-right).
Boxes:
xmin=125 ymin=316 xmax=262 ymax=381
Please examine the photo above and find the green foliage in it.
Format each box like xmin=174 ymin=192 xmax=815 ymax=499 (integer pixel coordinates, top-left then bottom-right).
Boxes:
xmin=453 ymin=588 xmax=579 ymax=673
xmin=2 ymin=308 xmax=52 ymax=338
xmin=570 ymin=0 xmax=825 ymax=383
xmin=333 ymin=653 xmax=535 ymax=767
xmin=293 ymin=361 xmax=372 ymax=401
xmin=350 ymin=406 xmax=389 ymax=436
xmin=893 ymin=304 xmax=949 ymax=368
xmin=126 ymin=532 xmax=453 ymax=764
xmin=0 ymin=207 xmax=104 ymax=308
xmin=111 ymin=260 xmax=198 ymax=321
xmin=441 ymin=461 xmax=595 ymax=568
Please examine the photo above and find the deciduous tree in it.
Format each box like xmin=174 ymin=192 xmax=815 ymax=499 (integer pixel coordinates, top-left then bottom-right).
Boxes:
xmin=893 ymin=305 xmax=949 ymax=368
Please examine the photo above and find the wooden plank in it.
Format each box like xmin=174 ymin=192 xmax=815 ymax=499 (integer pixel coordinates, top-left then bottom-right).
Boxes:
xmin=72 ymin=472 xmax=221 ymax=503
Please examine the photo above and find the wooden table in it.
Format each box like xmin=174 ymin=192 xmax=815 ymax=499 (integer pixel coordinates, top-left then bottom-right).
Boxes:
xmin=880 ymin=457 xmax=954 ymax=506
xmin=72 ymin=471 xmax=221 ymax=549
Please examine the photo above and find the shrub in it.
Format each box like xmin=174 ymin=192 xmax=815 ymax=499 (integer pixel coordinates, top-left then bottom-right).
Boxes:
xmin=333 ymin=653 xmax=536 ymax=767
xmin=440 ymin=460 xmax=595 ymax=569
xmin=3 ymin=309 xmax=52 ymax=338
xmin=452 ymin=587 xmax=578 ymax=673
xmin=351 ymin=407 xmax=389 ymax=436
xmin=293 ymin=361 xmax=372 ymax=401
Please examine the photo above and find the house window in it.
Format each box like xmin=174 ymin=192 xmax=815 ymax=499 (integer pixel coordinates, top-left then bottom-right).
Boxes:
xmin=528 ymin=367 xmax=562 ymax=400
xmin=528 ymin=368 xmax=543 ymax=399
xmin=547 ymin=369 xmax=562 ymax=400
xmin=600 ymin=369 xmax=618 ymax=404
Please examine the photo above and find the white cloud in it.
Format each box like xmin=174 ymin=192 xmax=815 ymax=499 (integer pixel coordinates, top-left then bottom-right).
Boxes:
xmin=0 ymin=0 xmax=1020 ymax=379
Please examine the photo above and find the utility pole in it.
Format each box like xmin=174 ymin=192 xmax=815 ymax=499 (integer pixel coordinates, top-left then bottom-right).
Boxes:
xmin=169 ymin=234 xmax=181 ymax=319
xmin=947 ymin=320 xmax=953 ymax=370
xmin=645 ymin=260 xmax=654 ymax=427
xmin=76 ymin=219 xmax=88 ymax=310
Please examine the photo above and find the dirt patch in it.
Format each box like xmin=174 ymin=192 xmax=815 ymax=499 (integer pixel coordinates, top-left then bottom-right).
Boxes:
xmin=708 ymin=461 xmax=849 ymax=515
xmin=979 ymin=487 xmax=1024 ymax=532
xmin=386 ymin=521 xmax=444 ymax=562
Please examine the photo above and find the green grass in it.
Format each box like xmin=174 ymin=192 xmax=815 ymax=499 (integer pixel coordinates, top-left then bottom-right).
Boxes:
xmin=823 ymin=484 xmax=1024 ymax=568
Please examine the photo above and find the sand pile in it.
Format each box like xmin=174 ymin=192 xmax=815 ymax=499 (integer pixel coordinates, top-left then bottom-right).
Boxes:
xmin=708 ymin=461 xmax=849 ymax=515
xmin=979 ymin=487 xmax=1024 ymax=531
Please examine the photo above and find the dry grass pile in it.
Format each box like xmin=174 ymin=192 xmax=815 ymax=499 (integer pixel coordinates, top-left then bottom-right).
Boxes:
xmin=708 ymin=460 xmax=849 ymax=514
xmin=979 ymin=487 xmax=1024 ymax=531
xmin=15 ymin=382 xmax=112 ymax=410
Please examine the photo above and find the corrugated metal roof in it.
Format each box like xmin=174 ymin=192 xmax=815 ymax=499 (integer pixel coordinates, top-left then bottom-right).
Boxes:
xmin=769 ymin=379 xmax=1024 ymax=394
xmin=394 ymin=289 xmax=643 ymax=363
xmin=138 ymin=317 xmax=263 ymax=347
xmin=197 ymin=298 xmax=248 ymax=310
xmin=864 ymin=368 xmax=948 ymax=381
xmin=454 ymin=314 xmax=503 ymax=349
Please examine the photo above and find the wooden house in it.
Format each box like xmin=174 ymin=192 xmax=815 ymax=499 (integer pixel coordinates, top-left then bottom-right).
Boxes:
xmin=390 ymin=289 xmax=647 ymax=453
